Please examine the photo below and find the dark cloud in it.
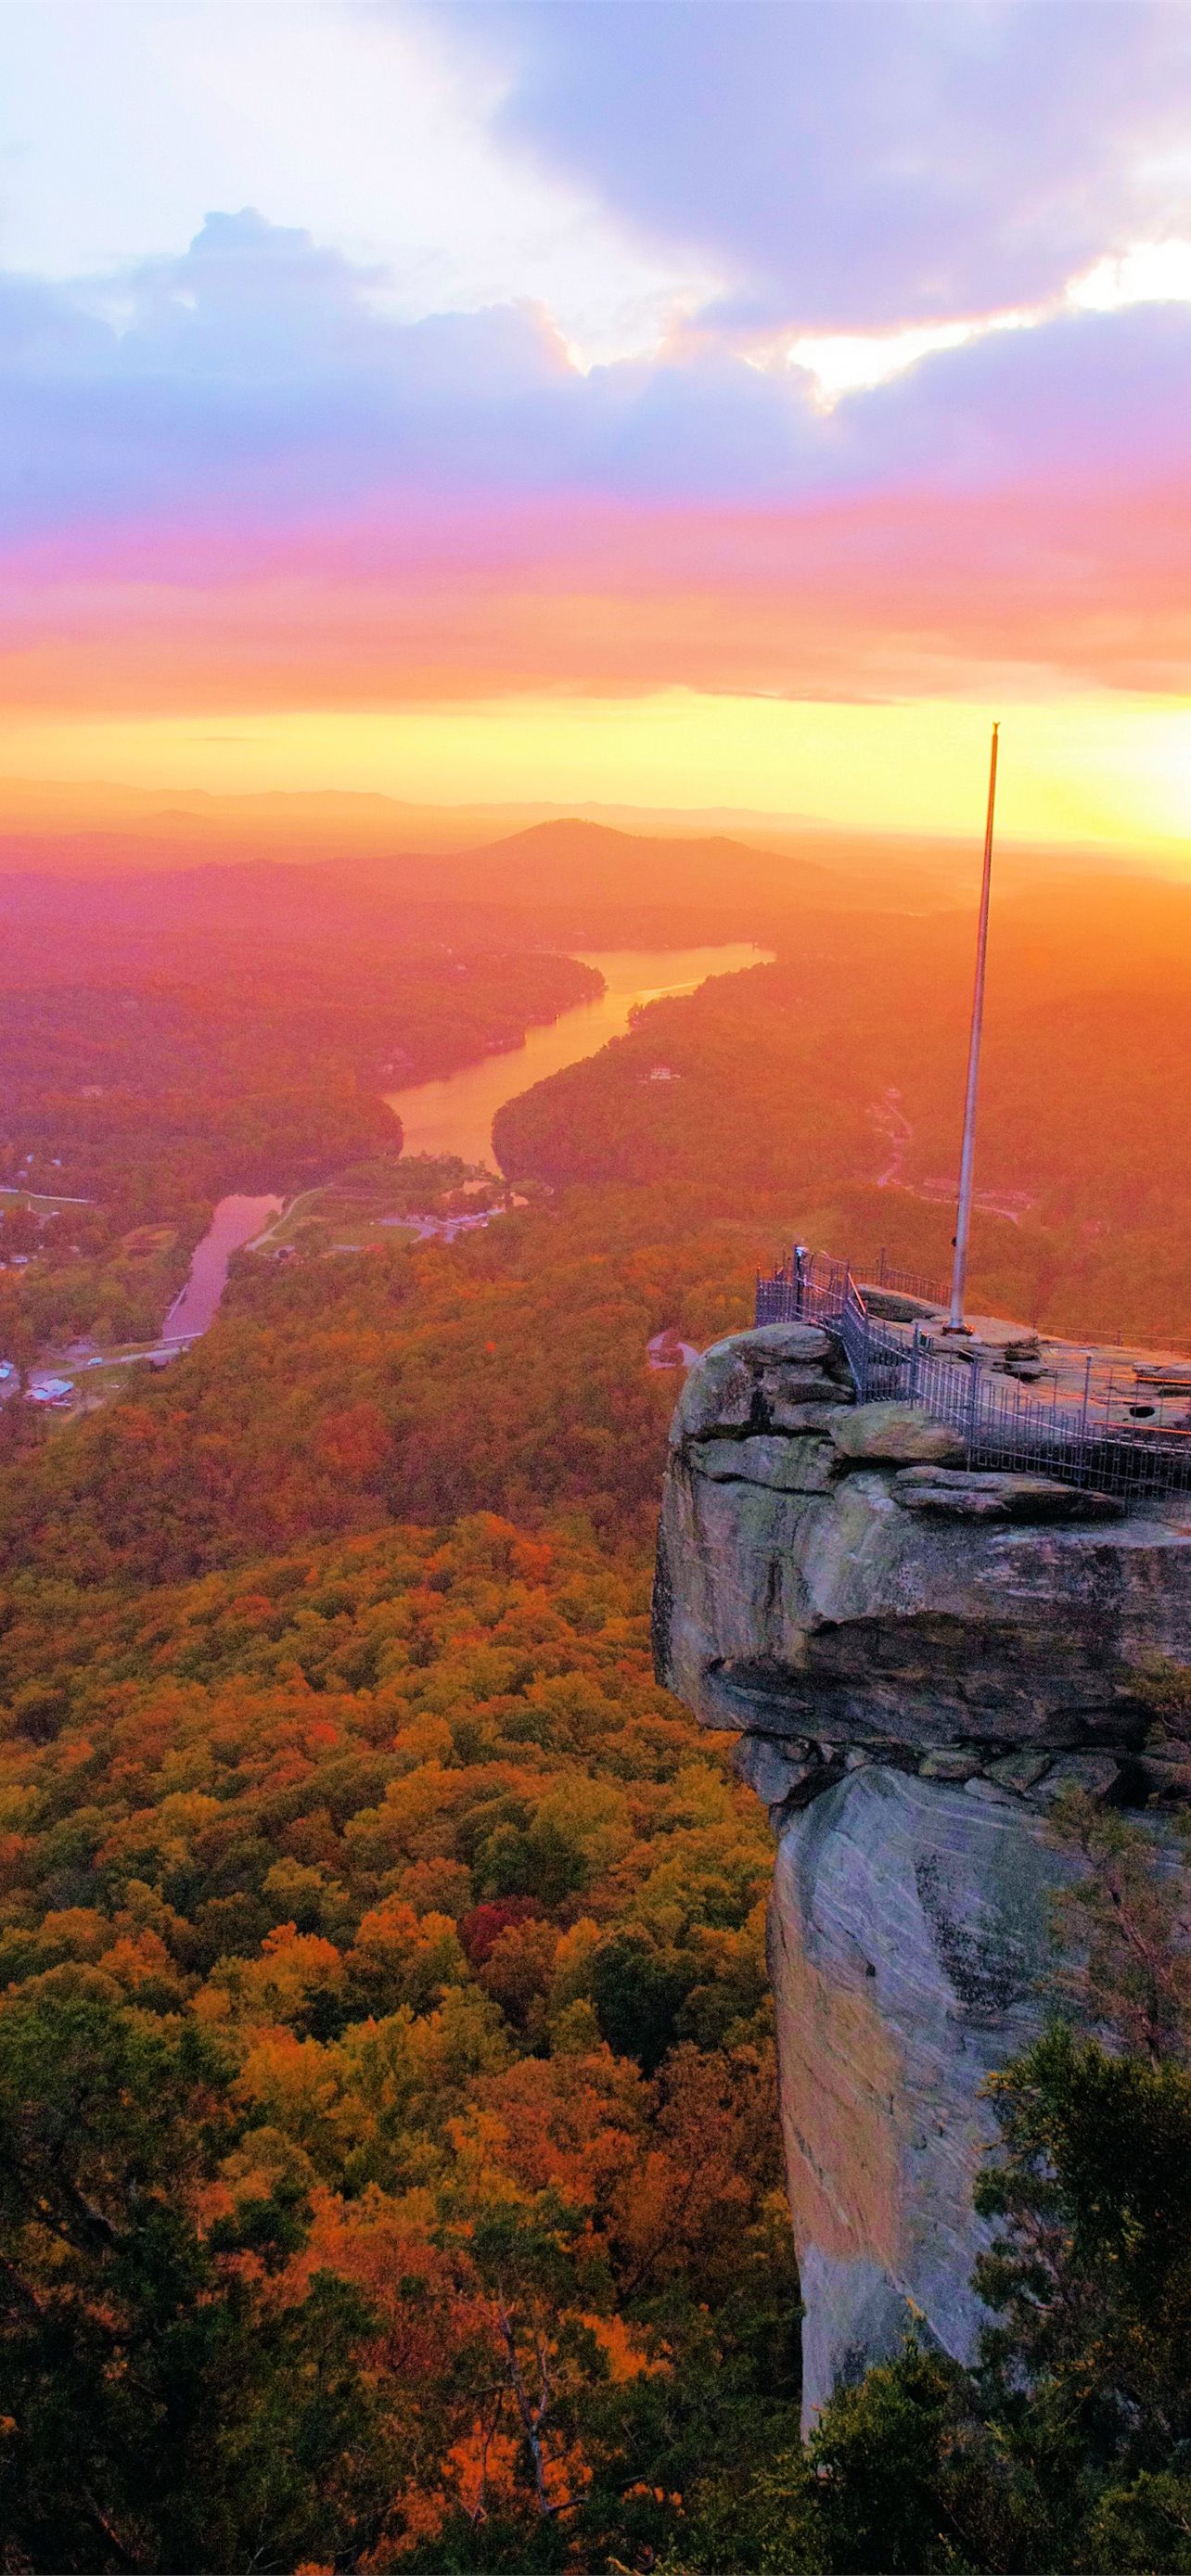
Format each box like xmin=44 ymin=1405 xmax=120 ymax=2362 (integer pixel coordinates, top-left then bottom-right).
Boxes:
xmin=418 ymin=0 xmax=1191 ymax=329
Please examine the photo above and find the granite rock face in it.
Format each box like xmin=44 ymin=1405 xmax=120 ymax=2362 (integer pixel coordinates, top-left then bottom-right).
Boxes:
xmin=654 ymin=1324 xmax=1191 ymax=2422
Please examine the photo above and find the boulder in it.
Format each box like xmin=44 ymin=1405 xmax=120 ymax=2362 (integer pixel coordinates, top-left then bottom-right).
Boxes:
xmin=1134 ymin=1753 xmax=1191 ymax=1802
xmin=985 ymin=1750 xmax=1052 ymax=1793
xmin=671 ymin=1341 xmax=754 ymax=1443
xmin=893 ymin=1468 xmax=1121 ymax=1523
xmin=733 ymin=1734 xmax=842 ymax=1813
xmin=918 ymin=1748 xmax=982 ymax=1781
xmin=831 ymin=1404 xmax=966 ymax=1467
xmin=856 ymin=1287 xmax=943 ymax=1323
xmin=1034 ymin=1752 xmax=1121 ymax=1804
xmin=732 ymin=1733 xmax=814 ymax=1804
xmin=695 ymin=1435 xmax=839 ymax=1494
xmin=671 ymin=1321 xmax=848 ymax=1446
xmin=758 ymin=1370 xmax=851 ymax=1432
xmin=743 ymin=1321 xmax=834 ymax=1364
xmin=769 ymin=1399 xmax=857 ymax=1432
xmin=657 ymin=1446 xmax=1191 ymax=1751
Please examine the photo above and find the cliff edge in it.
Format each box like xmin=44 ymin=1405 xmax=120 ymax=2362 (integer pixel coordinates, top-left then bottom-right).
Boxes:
xmin=654 ymin=1320 xmax=1191 ymax=2420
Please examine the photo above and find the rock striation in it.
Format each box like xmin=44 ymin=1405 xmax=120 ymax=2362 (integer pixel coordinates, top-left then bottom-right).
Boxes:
xmin=654 ymin=1320 xmax=1191 ymax=2421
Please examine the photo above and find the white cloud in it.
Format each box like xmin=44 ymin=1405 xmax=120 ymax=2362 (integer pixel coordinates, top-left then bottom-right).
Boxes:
xmin=1071 ymin=236 xmax=1191 ymax=312
xmin=0 ymin=0 xmax=716 ymax=361
xmin=760 ymin=240 xmax=1191 ymax=408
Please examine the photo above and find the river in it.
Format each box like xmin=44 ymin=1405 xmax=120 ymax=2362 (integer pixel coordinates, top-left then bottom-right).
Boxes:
xmin=163 ymin=945 xmax=767 ymax=1343
xmin=384 ymin=944 xmax=772 ymax=1167
xmin=164 ymin=1192 xmax=283 ymax=1340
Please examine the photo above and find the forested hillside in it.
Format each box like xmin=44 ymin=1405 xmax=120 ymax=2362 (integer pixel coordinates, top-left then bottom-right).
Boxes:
xmin=5 ymin=835 xmax=1191 ymax=2567
xmin=0 ymin=1509 xmax=793 ymax=2569
xmin=0 ymin=1188 xmax=796 ymax=2570
xmin=0 ymin=1191 xmax=759 ymax=1577
xmin=494 ymin=883 xmax=1191 ymax=1345
xmin=0 ymin=945 xmax=597 ymax=1349
xmin=5 ymin=1132 xmax=1191 ymax=2566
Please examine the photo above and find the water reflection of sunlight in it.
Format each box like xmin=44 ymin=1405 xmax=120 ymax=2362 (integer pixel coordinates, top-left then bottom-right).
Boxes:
xmin=386 ymin=942 xmax=773 ymax=1167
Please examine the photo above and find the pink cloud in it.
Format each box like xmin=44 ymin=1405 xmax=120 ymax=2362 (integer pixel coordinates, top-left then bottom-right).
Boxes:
xmin=3 ymin=213 xmax=1190 ymax=711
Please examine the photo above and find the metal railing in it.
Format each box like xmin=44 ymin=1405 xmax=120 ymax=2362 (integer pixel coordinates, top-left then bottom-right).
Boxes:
xmin=754 ymin=1251 xmax=1191 ymax=1511
xmin=756 ymin=1249 xmax=852 ymax=1327
xmin=757 ymin=1248 xmax=948 ymax=1320
xmin=863 ymin=1250 xmax=951 ymax=1307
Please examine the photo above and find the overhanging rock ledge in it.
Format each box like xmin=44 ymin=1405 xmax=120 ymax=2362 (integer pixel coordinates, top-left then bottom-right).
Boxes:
xmin=653 ymin=1320 xmax=1191 ymax=2422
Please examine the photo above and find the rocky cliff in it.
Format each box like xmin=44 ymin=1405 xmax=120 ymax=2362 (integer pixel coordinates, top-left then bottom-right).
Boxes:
xmin=654 ymin=1320 xmax=1191 ymax=2421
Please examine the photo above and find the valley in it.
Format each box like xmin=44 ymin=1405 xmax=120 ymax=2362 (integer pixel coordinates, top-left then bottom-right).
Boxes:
xmin=6 ymin=13 xmax=1190 ymax=2560
xmin=4 ymin=815 xmax=1191 ymax=2570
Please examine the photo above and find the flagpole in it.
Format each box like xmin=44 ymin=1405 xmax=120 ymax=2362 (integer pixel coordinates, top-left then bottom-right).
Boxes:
xmin=945 ymin=722 xmax=999 ymax=1334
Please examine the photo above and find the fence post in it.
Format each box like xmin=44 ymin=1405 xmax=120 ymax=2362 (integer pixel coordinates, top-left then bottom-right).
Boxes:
xmin=908 ymin=1324 xmax=920 ymax=1405
xmin=967 ymin=1358 xmax=981 ymax=1453
xmin=852 ymin=1299 xmax=869 ymax=1405
xmin=1080 ymin=1353 xmax=1092 ymax=1437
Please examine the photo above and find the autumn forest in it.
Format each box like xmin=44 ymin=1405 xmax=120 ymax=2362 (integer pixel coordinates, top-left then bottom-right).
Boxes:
xmin=4 ymin=821 xmax=1191 ymax=2570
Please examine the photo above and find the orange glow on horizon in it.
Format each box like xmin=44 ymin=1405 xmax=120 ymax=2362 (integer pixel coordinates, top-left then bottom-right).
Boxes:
xmin=4 ymin=687 xmax=1191 ymax=858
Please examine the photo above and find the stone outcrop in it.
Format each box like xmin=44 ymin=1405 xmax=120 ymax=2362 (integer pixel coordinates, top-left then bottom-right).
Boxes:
xmin=654 ymin=1320 xmax=1191 ymax=2422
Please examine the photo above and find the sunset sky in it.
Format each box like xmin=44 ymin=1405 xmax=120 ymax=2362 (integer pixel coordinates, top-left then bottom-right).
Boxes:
xmin=5 ymin=0 xmax=1191 ymax=847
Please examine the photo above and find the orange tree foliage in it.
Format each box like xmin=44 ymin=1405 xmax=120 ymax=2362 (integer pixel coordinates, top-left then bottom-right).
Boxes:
xmin=0 ymin=1187 xmax=766 ymax=1583
xmin=0 ymin=1506 xmax=798 ymax=2568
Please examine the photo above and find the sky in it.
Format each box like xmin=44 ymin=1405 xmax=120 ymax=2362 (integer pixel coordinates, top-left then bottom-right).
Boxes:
xmin=4 ymin=0 xmax=1191 ymax=847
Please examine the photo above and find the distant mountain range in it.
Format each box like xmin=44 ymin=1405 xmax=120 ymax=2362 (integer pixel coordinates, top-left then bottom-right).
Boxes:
xmin=1 ymin=777 xmax=1172 ymax=910
xmin=0 ymin=811 xmax=941 ymax=965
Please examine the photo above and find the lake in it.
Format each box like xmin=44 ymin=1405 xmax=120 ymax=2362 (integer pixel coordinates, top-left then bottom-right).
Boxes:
xmin=164 ymin=946 xmax=767 ymax=1342
xmin=384 ymin=944 xmax=772 ymax=1167
xmin=164 ymin=1192 xmax=283 ymax=1340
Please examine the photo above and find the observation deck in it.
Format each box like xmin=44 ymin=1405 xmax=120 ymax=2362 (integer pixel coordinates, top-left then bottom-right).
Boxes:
xmin=756 ymin=1251 xmax=1191 ymax=1512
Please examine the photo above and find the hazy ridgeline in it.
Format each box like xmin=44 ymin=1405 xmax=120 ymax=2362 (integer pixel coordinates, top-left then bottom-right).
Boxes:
xmin=6 ymin=812 xmax=1190 ymax=1346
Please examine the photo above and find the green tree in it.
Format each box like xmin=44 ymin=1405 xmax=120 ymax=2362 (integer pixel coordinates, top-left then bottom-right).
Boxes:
xmin=1047 ymin=1786 xmax=1191 ymax=2062
xmin=663 ymin=2342 xmax=1042 ymax=2574
xmin=0 ymin=1985 xmax=389 ymax=2571
xmin=976 ymin=2029 xmax=1191 ymax=2493
xmin=591 ymin=1929 xmax=692 ymax=2074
